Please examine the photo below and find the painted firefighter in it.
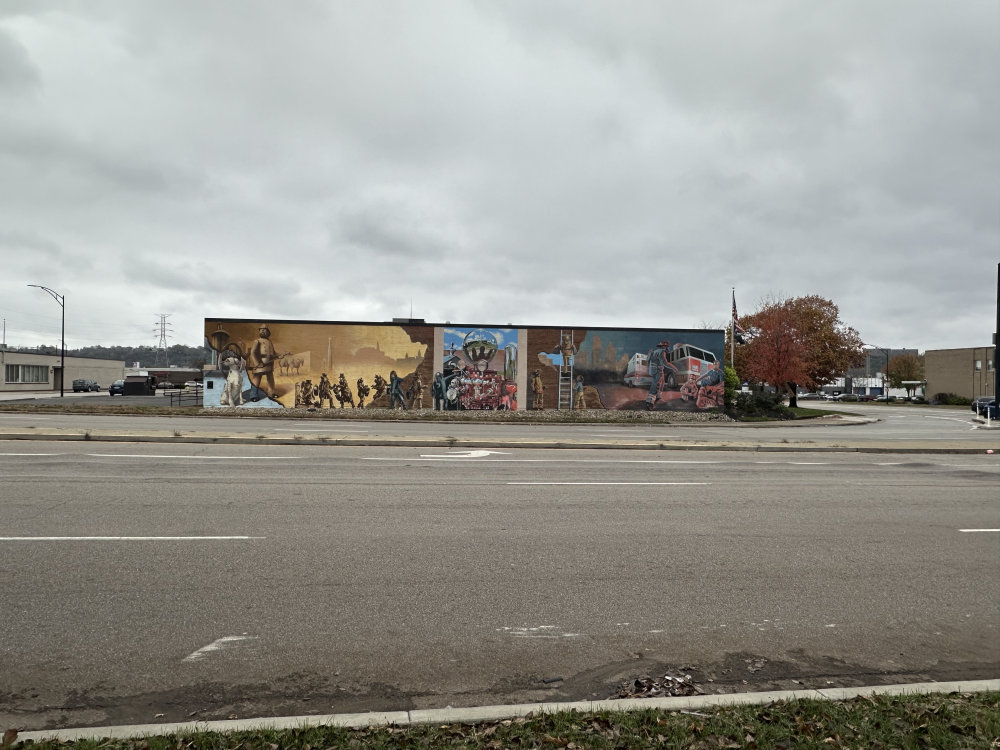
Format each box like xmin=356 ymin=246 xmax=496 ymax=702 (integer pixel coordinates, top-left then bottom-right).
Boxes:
xmin=695 ymin=362 xmax=725 ymax=409
xmin=530 ymin=369 xmax=544 ymax=409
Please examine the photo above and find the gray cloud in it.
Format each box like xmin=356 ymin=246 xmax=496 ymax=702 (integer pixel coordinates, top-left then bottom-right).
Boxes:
xmin=0 ymin=0 xmax=996 ymax=352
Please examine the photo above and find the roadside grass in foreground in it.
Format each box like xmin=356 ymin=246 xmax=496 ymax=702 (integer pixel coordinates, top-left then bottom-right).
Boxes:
xmin=13 ymin=693 xmax=999 ymax=749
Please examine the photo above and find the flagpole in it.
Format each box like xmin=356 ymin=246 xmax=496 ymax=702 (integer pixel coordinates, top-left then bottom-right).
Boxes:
xmin=730 ymin=287 xmax=735 ymax=368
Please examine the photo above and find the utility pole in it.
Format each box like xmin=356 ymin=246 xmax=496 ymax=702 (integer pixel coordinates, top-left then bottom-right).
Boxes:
xmin=153 ymin=313 xmax=173 ymax=367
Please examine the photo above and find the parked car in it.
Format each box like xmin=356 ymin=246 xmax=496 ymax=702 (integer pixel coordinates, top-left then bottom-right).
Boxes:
xmin=108 ymin=379 xmax=125 ymax=396
xmin=971 ymin=396 xmax=997 ymax=413
xmin=858 ymin=394 xmax=877 ymax=401
xmin=72 ymin=379 xmax=100 ymax=392
xmin=835 ymin=393 xmax=861 ymax=402
xmin=797 ymin=392 xmax=823 ymax=400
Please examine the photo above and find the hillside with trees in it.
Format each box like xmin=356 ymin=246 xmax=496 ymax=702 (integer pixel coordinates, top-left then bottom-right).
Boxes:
xmin=4 ymin=343 xmax=208 ymax=369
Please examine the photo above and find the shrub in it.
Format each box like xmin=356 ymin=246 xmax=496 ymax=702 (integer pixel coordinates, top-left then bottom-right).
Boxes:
xmin=723 ymin=366 xmax=740 ymax=414
xmin=932 ymin=392 xmax=971 ymax=406
xmin=734 ymin=389 xmax=790 ymax=418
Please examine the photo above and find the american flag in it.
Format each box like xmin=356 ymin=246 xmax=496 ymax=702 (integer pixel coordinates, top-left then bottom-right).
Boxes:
xmin=732 ymin=290 xmax=745 ymax=333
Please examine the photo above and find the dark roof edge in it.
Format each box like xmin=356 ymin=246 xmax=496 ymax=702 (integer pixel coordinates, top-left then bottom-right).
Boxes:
xmin=204 ymin=317 xmax=726 ymax=334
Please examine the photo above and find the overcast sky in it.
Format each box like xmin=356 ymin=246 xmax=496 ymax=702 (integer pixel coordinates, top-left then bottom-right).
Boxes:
xmin=1 ymin=1 xmax=997 ymax=353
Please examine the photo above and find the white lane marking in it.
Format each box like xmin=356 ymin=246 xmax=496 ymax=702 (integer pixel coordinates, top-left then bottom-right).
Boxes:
xmin=959 ymin=529 xmax=1000 ymax=533
xmin=420 ymin=450 xmax=512 ymax=458
xmin=789 ymin=462 xmax=829 ymax=465
xmin=364 ymin=457 xmax=721 ymax=463
xmin=590 ymin=433 xmax=681 ymax=438
xmin=183 ymin=634 xmax=257 ymax=662
xmin=0 ymin=536 xmax=265 ymax=541
xmin=497 ymin=626 xmax=580 ymax=639
xmin=508 ymin=482 xmax=709 ymax=486
xmin=275 ymin=428 xmax=370 ymax=433
xmin=925 ymin=415 xmax=982 ymax=426
xmin=0 ymin=453 xmax=60 ymax=456
xmin=85 ymin=454 xmax=288 ymax=460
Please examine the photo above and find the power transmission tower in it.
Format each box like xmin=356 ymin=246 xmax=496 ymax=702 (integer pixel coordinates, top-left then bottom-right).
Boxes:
xmin=153 ymin=313 xmax=173 ymax=366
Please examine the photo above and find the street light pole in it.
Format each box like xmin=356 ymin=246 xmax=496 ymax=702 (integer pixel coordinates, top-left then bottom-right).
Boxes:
xmin=28 ymin=285 xmax=65 ymax=398
xmin=880 ymin=347 xmax=891 ymax=399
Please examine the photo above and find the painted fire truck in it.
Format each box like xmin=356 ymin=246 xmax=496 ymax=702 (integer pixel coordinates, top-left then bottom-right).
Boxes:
xmin=624 ymin=343 xmax=719 ymax=390
xmin=445 ymin=366 xmax=517 ymax=410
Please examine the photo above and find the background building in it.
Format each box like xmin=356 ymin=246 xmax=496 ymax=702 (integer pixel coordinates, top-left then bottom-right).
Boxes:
xmin=925 ymin=346 xmax=995 ymax=401
xmin=844 ymin=348 xmax=920 ymax=397
xmin=1 ymin=349 xmax=124 ymax=394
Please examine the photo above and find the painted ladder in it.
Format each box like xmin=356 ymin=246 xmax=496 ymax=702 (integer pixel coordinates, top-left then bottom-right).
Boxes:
xmin=557 ymin=329 xmax=575 ymax=410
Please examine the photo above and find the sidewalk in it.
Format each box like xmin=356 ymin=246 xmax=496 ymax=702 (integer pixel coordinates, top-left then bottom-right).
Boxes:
xmin=14 ymin=679 xmax=1000 ymax=744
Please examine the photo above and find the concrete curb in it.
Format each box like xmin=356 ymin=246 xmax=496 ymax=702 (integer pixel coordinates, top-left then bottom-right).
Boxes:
xmin=0 ymin=430 xmax=996 ymax=453
xmin=14 ymin=679 xmax=999 ymax=744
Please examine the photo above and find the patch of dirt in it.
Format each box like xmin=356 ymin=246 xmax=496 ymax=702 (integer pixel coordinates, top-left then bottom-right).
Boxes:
xmin=5 ymin=653 xmax=997 ymax=732
xmin=583 ymin=651 xmax=1000 ymax=701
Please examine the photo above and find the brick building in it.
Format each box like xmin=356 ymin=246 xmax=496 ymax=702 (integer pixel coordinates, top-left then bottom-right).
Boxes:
xmin=924 ymin=346 xmax=995 ymax=401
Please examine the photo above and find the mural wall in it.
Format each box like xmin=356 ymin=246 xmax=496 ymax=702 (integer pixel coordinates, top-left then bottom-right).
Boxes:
xmin=203 ymin=320 xmax=433 ymax=409
xmin=439 ymin=327 xmax=518 ymax=411
xmin=203 ymin=319 xmax=724 ymax=412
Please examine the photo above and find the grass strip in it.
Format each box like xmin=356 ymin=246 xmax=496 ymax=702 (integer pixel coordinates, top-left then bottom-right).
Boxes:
xmin=11 ymin=693 xmax=999 ymax=749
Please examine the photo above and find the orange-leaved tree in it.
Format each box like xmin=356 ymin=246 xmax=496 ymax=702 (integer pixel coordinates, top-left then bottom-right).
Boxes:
xmin=734 ymin=295 xmax=864 ymax=408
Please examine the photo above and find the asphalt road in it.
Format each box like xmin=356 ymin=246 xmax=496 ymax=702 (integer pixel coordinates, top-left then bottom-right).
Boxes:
xmin=1 ymin=441 xmax=997 ymax=730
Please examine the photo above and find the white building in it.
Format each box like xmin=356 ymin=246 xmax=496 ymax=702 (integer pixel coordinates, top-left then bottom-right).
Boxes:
xmin=0 ymin=349 xmax=125 ymax=394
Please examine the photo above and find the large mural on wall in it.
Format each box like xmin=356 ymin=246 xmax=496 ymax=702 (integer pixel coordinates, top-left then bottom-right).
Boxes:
xmin=203 ymin=319 xmax=724 ymax=412
xmin=529 ymin=328 xmax=724 ymax=412
xmin=438 ymin=327 xmax=518 ymax=411
xmin=204 ymin=319 xmax=432 ymax=410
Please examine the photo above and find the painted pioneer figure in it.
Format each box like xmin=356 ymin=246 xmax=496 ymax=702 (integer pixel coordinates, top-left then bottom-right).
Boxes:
xmin=249 ymin=325 xmax=285 ymax=401
xmin=317 ymin=373 xmax=335 ymax=408
xmin=410 ymin=372 xmax=424 ymax=409
xmin=337 ymin=373 xmax=355 ymax=408
xmin=296 ymin=379 xmax=316 ymax=408
xmin=356 ymin=377 xmax=370 ymax=408
xmin=530 ymin=369 xmax=544 ymax=409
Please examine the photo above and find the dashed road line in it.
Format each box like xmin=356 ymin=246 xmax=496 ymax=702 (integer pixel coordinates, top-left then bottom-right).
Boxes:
xmin=507 ymin=481 xmax=708 ymax=486
xmin=0 ymin=536 xmax=265 ymax=541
